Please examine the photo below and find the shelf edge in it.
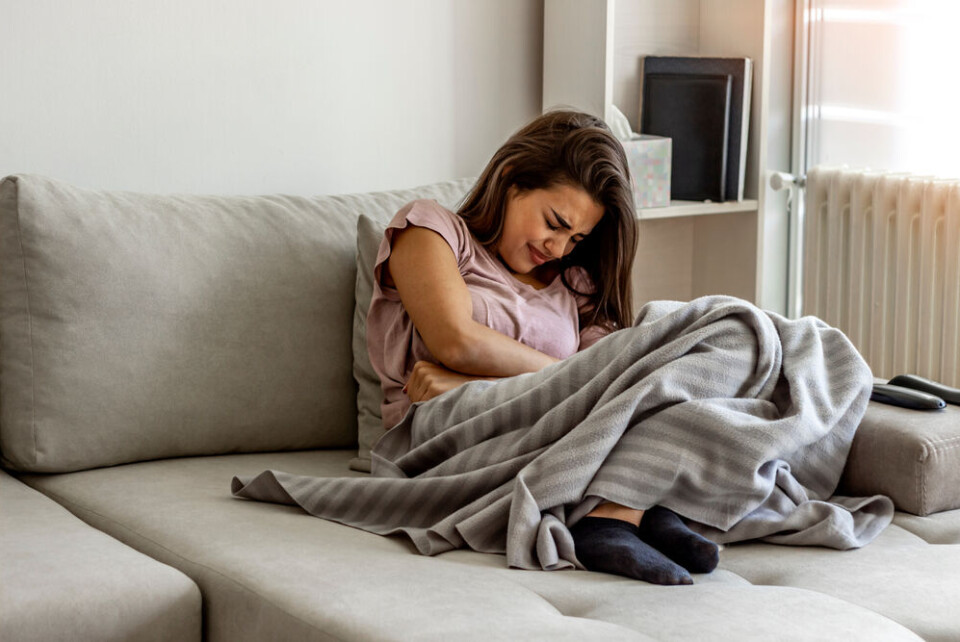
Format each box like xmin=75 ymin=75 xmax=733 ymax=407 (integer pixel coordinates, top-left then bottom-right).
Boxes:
xmin=637 ymin=199 xmax=759 ymax=220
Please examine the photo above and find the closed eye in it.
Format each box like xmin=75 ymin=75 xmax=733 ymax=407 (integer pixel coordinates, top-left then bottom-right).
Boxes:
xmin=546 ymin=210 xmax=587 ymax=244
xmin=546 ymin=216 xmax=587 ymax=244
xmin=551 ymin=209 xmax=573 ymax=231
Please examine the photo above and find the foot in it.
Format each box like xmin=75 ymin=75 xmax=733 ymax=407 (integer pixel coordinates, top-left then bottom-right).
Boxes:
xmin=569 ymin=516 xmax=692 ymax=585
xmin=637 ymin=506 xmax=719 ymax=574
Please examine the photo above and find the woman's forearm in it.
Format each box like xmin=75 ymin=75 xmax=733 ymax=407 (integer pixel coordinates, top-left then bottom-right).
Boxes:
xmin=441 ymin=320 xmax=559 ymax=377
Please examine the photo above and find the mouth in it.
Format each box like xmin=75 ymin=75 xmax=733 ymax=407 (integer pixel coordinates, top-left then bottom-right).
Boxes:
xmin=527 ymin=244 xmax=551 ymax=266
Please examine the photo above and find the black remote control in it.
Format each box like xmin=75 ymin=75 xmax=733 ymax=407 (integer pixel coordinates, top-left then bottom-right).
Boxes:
xmin=871 ymin=383 xmax=946 ymax=410
xmin=887 ymin=374 xmax=960 ymax=405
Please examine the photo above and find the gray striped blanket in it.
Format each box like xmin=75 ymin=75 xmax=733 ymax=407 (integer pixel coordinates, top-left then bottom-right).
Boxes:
xmin=232 ymin=296 xmax=894 ymax=570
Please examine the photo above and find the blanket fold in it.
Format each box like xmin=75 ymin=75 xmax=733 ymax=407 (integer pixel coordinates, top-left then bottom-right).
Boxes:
xmin=233 ymin=296 xmax=894 ymax=570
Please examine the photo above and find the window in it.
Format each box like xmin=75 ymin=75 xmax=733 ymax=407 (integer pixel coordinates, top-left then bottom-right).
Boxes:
xmin=803 ymin=0 xmax=960 ymax=178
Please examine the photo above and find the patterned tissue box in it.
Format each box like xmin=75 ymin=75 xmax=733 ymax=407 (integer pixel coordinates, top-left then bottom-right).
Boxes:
xmin=622 ymin=135 xmax=671 ymax=209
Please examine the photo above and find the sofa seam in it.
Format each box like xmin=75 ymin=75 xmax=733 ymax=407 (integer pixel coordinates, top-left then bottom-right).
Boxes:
xmin=10 ymin=178 xmax=39 ymax=466
xmin=922 ymin=436 xmax=960 ymax=449
xmin=26 ymin=484 xmax=348 ymax=642
xmin=917 ymin=456 xmax=926 ymax=516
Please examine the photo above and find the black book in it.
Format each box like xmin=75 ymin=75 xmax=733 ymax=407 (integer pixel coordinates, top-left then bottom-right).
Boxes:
xmin=641 ymin=72 xmax=731 ymax=202
xmin=640 ymin=56 xmax=753 ymax=202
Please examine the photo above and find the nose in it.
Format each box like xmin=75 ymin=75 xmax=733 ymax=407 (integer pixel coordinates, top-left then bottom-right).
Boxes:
xmin=544 ymin=237 xmax=563 ymax=259
xmin=544 ymin=236 xmax=573 ymax=259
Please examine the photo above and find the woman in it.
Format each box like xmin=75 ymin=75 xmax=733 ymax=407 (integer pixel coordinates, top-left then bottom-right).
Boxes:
xmin=234 ymin=110 xmax=885 ymax=583
xmin=365 ymin=109 xmax=719 ymax=585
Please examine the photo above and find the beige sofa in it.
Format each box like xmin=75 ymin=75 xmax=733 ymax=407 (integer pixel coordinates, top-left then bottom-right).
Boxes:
xmin=1 ymin=173 xmax=959 ymax=641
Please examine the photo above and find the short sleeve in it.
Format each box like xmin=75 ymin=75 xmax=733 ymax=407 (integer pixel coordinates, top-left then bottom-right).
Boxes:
xmin=372 ymin=200 xmax=473 ymax=300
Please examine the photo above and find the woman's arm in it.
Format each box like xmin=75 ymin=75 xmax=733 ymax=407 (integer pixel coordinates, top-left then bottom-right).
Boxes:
xmin=385 ymin=226 xmax=559 ymax=377
xmin=404 ymin=361 xmax=495 ymax=403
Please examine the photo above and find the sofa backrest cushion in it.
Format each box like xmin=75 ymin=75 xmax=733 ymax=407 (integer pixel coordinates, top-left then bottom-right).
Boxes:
xmin=0 ymin=174 xmax=472 ymax=473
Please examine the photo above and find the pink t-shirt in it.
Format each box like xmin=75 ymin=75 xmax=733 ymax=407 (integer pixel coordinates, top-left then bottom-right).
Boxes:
xmin=366 ymin=199 xmax=608 ymax=429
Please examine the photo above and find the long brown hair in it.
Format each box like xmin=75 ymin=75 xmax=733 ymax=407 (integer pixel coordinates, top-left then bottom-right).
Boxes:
xmin=458 ymin=109 xmax=637 ymax=330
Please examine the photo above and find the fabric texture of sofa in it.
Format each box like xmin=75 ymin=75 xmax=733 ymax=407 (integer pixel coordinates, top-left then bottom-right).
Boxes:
xmin=2 ymin=173 xmax=960 ymax=641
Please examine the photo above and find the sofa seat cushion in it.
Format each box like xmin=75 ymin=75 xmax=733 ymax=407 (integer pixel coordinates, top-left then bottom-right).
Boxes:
xmin=717 ymin=525 xmax=960 ymax=641
xmin=0 ymin=470 xmax=200 ymax=642
xmin=18 ymin=450 xmax=933 ymax=641
xmin=894 ymin=508 xmax=960 ymax=544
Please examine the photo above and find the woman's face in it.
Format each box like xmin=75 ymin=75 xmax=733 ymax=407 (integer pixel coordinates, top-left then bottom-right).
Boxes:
xmin=497 ymin=183 xmax=604 ymax=275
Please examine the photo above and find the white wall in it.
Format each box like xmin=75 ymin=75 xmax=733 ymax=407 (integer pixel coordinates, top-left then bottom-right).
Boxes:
xmin=0 ymin=0 xmax=543 ymax=195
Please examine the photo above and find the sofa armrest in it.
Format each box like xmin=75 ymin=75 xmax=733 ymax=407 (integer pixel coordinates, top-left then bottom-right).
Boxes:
xmin=839 ymin=401 xmax=960 ymax=516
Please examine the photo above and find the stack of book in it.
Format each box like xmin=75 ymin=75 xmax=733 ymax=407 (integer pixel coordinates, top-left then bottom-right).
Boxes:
xmin=639 ymin=56 xmax=752 ymax=202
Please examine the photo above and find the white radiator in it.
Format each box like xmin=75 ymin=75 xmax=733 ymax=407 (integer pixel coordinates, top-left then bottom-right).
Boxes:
xmin=803 ymin=167 xmax=960 ymax=386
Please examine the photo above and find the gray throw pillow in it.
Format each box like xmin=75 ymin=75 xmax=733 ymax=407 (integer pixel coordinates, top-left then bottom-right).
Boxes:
xmin=350 ymin=215 xmax=389 ymax=472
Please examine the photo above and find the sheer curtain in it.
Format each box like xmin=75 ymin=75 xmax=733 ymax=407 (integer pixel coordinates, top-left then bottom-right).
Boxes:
xmin=803 ymin=0 xmax=960 ymax=178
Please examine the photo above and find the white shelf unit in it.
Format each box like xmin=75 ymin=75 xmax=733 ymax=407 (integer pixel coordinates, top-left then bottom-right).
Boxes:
xmin=638 ymin=199 xmax=759 ymax=220
xmin=543 ymin=0 xmax=793 ymax=315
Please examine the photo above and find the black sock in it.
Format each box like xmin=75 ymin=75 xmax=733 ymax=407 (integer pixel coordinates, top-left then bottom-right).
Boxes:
xmin=636 ymin=506 xmax=719 ymax=574
xmin=569 ymin=516 xmax=692 ymax=585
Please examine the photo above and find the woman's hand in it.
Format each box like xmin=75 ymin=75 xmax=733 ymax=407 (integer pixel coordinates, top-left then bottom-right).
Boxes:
xmin=404 ymin=361 xmax=491 ymax=403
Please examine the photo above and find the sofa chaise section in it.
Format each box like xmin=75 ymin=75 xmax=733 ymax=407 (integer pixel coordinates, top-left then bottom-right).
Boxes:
xmin=0 ymin=470 xmax=200 ymax=642
xmin=17 ymin=450 xmax=925 ymax=641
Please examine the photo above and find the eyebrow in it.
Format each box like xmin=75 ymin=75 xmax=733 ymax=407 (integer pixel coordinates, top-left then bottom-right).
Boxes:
xmin=551 ymin=209 xmax=572 ymax=230
xmin=551 ymin=208 xmax=589 ymax=240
